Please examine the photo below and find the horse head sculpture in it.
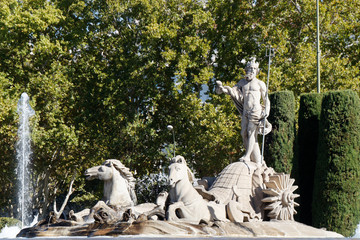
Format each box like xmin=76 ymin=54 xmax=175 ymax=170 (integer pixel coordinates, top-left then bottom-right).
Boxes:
xmin=85 ymin=159 xmax=137 ymax=208
xmin=169 ymin=155 xmax=194 ymax=186
xmin=168 ymin=161 xmax=188 ymax=188
xmin=70 ymin=160 xmax=160 ymax=223
xmin=167 ymin=155 xmax=211 ymax=223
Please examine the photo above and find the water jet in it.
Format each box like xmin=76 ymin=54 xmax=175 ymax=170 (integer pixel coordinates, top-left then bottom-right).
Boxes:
xmin=16 ymin=92 xmax=35 ymax=228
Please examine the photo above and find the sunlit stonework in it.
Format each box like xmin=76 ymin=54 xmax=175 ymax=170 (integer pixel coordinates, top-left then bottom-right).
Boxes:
xmin=262 ymin=173 xmax=300 ymax=221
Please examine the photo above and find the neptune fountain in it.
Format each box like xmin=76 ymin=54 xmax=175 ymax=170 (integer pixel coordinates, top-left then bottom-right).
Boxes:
xmin=17 ymin=154 xmax=342 ymax=238
xmin=16 ymin=60 xmax=343 ymax=238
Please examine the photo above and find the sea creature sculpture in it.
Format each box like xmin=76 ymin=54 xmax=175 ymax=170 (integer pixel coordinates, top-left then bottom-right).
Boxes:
xmin=196 ymin=161 xmax=263 ymax=222
xmin=70 ymin=159 xmax=137 ymax=223
xmin=85 ymin=159 xmax=137 ymax=207
xmin=262 ymin=173 xmax=300 ymax=220
xmin=70 ymin=159 xmax=161 ymax=223
xmin=166 ymin=156 xmax=211 ymax=224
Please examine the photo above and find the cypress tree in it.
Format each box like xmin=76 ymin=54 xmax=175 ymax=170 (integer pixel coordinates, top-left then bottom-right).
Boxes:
xmin=312 ymin=90 xmax=360 ymax=237
xmin=264 ymin=91 xmax=295 ymax=173
xmin=297 ymin=93 xmax=323 ymax=225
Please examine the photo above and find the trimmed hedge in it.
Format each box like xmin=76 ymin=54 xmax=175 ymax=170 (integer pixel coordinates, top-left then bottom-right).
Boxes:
xmin=264 ymin=91 xmax=295 ymax=173
xmin=312 ymin=90 xmax=360 ymax=237
xmin=0 ymin=217 xmax=20 ymax=230
xmin=297 ymin=93 xmax=323 ymax=225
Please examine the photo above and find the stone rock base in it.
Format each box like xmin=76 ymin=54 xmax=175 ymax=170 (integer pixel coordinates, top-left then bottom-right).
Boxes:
xmin=17 ymin=220 xmax=343 ymax=238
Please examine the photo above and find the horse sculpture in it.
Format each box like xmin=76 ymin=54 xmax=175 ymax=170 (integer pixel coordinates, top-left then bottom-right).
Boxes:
xmin=70 ymin=159 xmax=137 ymax=222
xmin=70 ymin=159 xmax=162 ymax=223
xmin=85 ymin=159 xmax=137 ymax=207
xmin=166 ymin=156 xmax=211 ymax=224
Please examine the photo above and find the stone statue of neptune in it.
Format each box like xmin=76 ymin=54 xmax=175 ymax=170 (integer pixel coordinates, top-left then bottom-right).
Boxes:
xmin=216 ymin=58 xmax=271 ymax=165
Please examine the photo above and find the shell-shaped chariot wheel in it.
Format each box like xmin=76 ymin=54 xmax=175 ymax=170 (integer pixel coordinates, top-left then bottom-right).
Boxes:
xmin=262 ymin=173 xmax=300 ymax=221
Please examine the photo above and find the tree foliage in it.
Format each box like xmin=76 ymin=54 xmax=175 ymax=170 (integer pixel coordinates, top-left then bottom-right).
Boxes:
xmin=297 ymin=93 xmax=323 ymax=225
xmin=312 ymin=90 xmax=360 ymax=237
xmin=208 ymin=0 xmax=360 ymax=95
xmin=0 ymin=217 xmax=20 ymax=230
xmin=264 ymin=91 xmax=295 ymax=173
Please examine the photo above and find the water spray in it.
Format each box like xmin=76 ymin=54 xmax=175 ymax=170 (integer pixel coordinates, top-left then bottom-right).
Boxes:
xmin=16 ymin=92 xmax=35 ymax=228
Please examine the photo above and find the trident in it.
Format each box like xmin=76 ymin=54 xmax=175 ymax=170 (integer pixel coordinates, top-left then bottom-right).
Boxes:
xmin=261 ymin=46 xmax=275 ymax=164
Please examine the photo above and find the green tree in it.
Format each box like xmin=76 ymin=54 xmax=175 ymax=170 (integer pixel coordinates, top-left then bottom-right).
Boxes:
xmin=297 ymin=93 xmax=323 ymax=225
xmin=0 ymin=73 xmax=18 ymax=215
xmin=0 ymin=0 xmax=78 ymax=217
xmin=312 ymin=90 xmax=360 ymax=236
xmin=264 ymin=91 xmax=295 ymax=173
xmin=55 ymin=0 xmax=242 ymax=178
xmin=208 ymin=0 xmax=360 ymax=96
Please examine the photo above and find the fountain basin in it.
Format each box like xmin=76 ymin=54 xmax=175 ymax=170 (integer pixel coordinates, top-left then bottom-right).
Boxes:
xmin=17 ymin=219 xmax=343 ymax=238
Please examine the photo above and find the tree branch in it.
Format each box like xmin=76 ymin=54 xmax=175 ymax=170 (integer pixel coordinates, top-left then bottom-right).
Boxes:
xmin=53 ymin=171 xmax=77 ymax=220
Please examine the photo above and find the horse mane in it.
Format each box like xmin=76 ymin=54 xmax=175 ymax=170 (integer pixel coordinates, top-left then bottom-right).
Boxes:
xmin=103 ymin=159 xmax=137 ymax=205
